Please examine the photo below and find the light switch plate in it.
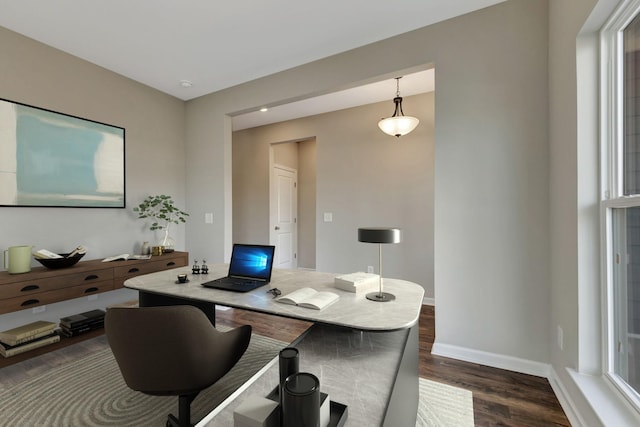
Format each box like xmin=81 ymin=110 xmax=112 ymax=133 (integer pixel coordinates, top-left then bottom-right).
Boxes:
xmin=323 ymin=212 xmax=333 ymax=222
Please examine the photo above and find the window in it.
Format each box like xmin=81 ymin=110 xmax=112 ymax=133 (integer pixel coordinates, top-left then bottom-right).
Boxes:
xmin=602 ymin=0 xmax=640 ymax=407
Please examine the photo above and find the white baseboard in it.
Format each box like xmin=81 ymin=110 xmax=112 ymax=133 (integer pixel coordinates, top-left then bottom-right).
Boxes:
xmin=547 ymin=367 xmax=586 ymax=427
xmin=422 ymin=296 xmax=435 ymax=306
xmin=431 ymin=342 xmax=551 ymax=378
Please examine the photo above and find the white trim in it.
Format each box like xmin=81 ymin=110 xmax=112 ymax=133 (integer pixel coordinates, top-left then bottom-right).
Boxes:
xmin=422 ymin=296 xmax=434 ymax=306
xmin=565 ymin=367 xmax=640 ymax=426
xmin=547 ymin=368 xmax=587 ymax=427
xmin=431 ymin=342 xmax=550 ymax=378
xmin=598 ymin=0 xmax=640 ymax=414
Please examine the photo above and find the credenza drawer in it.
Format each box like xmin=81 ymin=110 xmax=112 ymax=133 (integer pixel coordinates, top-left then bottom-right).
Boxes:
xmin=113 ymin=255 xmax=188 ymax=288
xmin=0 ymin=268 xmax=114 ymax=300
xmin=0 ymin=280 xmax=114 ymax=315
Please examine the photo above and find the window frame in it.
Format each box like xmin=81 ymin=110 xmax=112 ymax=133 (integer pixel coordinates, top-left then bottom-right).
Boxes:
xmin=601 ymin=0 xmax=640 ymax=409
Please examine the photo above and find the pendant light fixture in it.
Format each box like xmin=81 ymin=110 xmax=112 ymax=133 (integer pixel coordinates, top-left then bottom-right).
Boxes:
xmin=377 ymin=77 xmax=419 ymax=138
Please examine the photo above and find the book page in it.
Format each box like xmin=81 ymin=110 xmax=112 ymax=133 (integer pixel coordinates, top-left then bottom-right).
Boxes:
xmin=276 ymin=287 xmax=318 ymax=305
xmin=102 ymin=254 xmax=129 ymax=262
xmin=129 ymin=254 xmax=152 ymax=260
xmin=298 ymin=292 xmax=339 ymax=310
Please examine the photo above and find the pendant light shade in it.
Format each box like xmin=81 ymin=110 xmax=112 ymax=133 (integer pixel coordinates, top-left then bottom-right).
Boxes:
xmin=378 ymin=77 xmax=419 ymax=138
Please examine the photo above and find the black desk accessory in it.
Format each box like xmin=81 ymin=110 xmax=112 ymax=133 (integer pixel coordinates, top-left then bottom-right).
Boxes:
xmin=191 ymin=260 xmax=200 ymax=275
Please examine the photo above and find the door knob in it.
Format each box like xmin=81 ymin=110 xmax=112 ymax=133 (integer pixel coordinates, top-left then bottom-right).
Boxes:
xmin=275 ymin=226 xmax=280 ymax=230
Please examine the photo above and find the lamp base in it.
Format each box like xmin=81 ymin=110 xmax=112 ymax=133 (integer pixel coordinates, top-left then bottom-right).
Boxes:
xmin=366 ymin=292 xmax=396 ymax=302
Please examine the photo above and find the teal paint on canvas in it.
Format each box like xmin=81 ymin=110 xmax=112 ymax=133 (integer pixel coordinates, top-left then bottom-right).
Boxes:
xmin=17 ymin=114 xmax=101 ymax=193
xmin=10 ymin=103 xmax=125 ymax=207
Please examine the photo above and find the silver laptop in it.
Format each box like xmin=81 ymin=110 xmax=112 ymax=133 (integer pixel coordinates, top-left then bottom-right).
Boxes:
xmin=201 ymin=244 xmax=275 ymax=292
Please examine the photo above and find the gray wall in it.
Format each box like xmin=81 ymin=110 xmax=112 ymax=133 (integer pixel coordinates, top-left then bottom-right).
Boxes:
xmin=272 ymin=141 xmax=299 ymax=169
xmin=297 ymin=139 xmax=316 ymax=269
xmin=0 ymin=26 xmax=187 ymax=330
xmin=186 ymin=0 xmax=549 ymax=369
xmin=232 ymin=94 xmax=434 ymax=295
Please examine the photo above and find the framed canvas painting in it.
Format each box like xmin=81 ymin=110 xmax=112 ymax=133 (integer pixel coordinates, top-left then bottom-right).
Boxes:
xmin=0 ymin=98 xmax=125 ymax=208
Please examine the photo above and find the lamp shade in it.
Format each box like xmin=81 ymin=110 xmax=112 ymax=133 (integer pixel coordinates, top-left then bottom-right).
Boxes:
xmin=358 ymin=227 xmax=401 ymax=244
xmin=378 ymin=115 xmax=419 ymax=138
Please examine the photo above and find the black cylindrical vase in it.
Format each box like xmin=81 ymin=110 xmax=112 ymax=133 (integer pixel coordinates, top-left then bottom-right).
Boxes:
xmin=282 ymin=372 xmax=320 ymax=427
xmin=279 ymin=347 xmax=299 ymax=385
xmin=279 ymin=347 xmax=299 ymax=399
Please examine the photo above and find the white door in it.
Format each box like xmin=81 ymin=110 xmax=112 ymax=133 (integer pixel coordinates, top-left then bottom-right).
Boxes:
xmin=271 ymin=165 xmax=297 ymax=269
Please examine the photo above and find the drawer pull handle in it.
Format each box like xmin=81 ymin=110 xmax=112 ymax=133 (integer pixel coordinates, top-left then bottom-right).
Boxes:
xmin=21 ymin=284 xmax=40 ymax=292
xmin=21 ymin=299 xmax=40 ymax=307
xmin=128 ymin=268 xmax=140 ymax=273
xmin=84 ymin=287 xmax=99 ymax=293
xmin=84 ymin=274 xmax=99 ymax=281
xmin=166 ymin=262 xmax=176 ymax=267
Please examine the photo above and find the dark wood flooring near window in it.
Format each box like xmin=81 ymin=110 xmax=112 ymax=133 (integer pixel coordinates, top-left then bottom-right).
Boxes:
xmin=0 ymin=305 xmax=570 ymax=426
xmin=218 ymin=305 xmax=571 ymax=427
xmin=417 ymin=306 xmax=570 ymax=427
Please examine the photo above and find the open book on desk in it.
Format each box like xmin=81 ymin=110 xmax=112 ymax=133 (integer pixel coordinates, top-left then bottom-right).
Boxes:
xmin=276 ymin=287 xmax=339 ymax=311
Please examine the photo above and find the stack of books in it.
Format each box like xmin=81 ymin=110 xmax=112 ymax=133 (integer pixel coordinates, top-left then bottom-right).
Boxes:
xmin=0 ymin=321 xmax=60 ymax=358
xmin=59 ymin=309 xmax=105 ymax=337
xmin=334 ymin=272 xmax=379 ymax=293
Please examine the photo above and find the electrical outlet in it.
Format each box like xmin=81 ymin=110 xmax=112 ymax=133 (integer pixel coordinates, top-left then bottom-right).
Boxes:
xmin=205 ymin=213 xmax=214 ymax=224
xmin=32 ymin=305 xmax=46 ymax=314
xmin=557 ymin=325 xmax=563 ymax=351
xmin=323 ymin=212 xmax=333 ymax=222
xmin=367 ymin=266 xmax=374 ymax=274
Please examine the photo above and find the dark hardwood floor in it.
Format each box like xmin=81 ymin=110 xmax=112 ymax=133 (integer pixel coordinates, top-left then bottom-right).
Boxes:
xmin=417 ymin=306 xmax=570 ymax=427
xmin=216 ymin=305 xmax=571 ymax=427
xmin=0 ymin=304 xmax=570 ymax=426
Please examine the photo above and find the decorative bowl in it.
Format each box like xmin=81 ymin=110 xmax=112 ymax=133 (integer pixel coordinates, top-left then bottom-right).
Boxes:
xmin=34 ymin=252 xmax=85 ymax=269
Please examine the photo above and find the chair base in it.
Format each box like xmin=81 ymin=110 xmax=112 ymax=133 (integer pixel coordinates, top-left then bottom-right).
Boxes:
xmin=166 ymin=413 xmax=180 ymax=427
xmin=165 ymin=392 xmax=198 ymax=427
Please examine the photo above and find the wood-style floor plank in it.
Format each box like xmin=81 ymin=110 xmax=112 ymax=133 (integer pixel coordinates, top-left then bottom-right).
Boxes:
xmin=0 ymin=304 xmax=570 ymax=426
xmin=418 ymin=305 xmax=570 ymax=426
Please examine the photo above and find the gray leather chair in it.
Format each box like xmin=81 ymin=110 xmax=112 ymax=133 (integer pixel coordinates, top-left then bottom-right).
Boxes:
xmin=106 ymin=305 xmax=251 ymax=427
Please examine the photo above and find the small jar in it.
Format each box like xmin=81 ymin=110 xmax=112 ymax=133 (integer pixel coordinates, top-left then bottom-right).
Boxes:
xmin=141 ymin=241 xmax=150 ymax=255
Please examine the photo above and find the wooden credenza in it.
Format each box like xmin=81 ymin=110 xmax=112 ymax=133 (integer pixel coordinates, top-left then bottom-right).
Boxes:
xmin=0 ymin=251 xmax=188 ymax=367
xmin=0 ymin=251 xmax=188 ymax=315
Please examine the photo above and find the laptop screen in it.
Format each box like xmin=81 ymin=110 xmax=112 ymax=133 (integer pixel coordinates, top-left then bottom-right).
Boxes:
xmin=228 ymin=244 xmax=276 ymax=281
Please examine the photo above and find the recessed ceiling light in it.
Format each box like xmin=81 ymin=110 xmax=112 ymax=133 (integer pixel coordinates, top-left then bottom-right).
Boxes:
xmin=260 ymin=107 xmax=268 ymax=112
xmin=179 ymin=80 xmax=193 ymax=88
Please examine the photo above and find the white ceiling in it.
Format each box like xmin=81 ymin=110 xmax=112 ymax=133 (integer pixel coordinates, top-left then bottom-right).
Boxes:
xmin=0 ymin=0 xmax=504 ymax=129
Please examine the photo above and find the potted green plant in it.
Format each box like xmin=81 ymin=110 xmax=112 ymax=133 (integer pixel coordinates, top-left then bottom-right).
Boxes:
xmin=133 ymin=195 xmax=189 ymax=252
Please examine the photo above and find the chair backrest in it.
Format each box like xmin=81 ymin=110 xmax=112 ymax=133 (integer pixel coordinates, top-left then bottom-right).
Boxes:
xmin=106 ymin=305 xmax=251 ymax=395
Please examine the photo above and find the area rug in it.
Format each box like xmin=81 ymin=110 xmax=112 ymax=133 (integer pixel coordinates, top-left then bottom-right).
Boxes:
xmin=2 ymin=337 xmax=474 ymax=426
xmin=1 ymin=333 xmax=287 ymax=426
xmin=416 ymin=378 xmax=475 ymax=427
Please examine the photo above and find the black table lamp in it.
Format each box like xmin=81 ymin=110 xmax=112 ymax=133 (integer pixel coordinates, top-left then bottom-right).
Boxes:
xmin=358 ymin=227 xmax=402 ymax=302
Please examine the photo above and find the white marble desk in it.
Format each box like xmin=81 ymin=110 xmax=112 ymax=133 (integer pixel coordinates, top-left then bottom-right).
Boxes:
xmin=124 ymin=264 xmax=424 ymax=331
xmin=124 ymin=264 xmax=424 ymax=426
xmin=197 ymin=323 xmax=413 ymax=427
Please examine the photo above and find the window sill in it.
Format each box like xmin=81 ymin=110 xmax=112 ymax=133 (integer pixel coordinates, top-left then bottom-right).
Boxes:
xmin=567 ymin=368 xmax=640 ymax=426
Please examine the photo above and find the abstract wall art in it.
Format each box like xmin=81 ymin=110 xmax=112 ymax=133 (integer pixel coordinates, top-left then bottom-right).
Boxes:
xmin=0 ymin=98 xmax=125 ymax=208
